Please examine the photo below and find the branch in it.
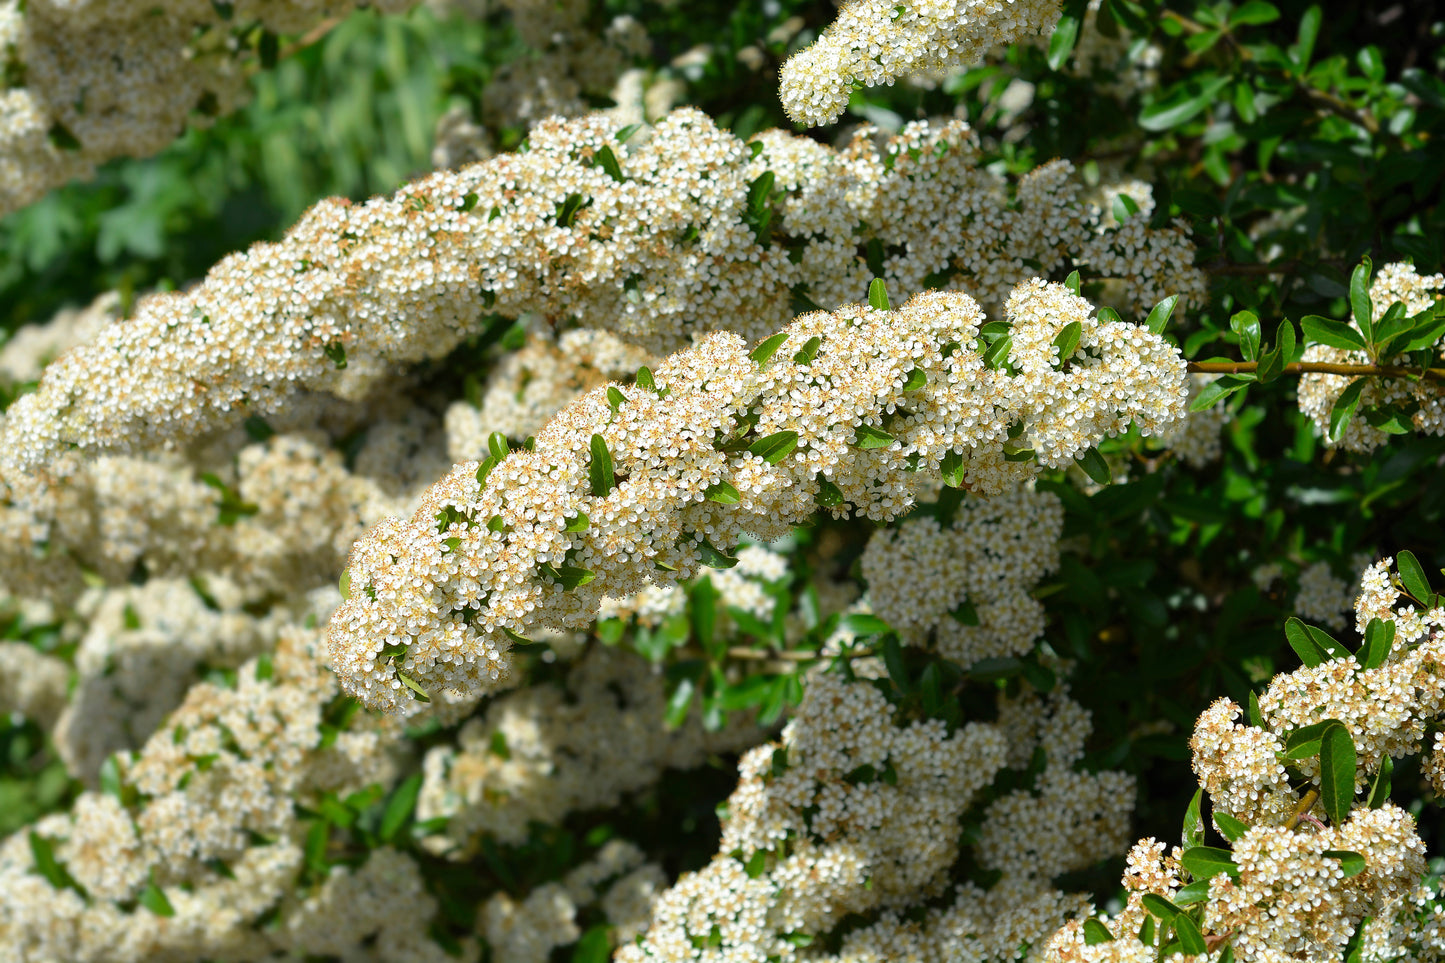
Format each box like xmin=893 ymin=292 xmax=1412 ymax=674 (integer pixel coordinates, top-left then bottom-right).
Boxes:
xmin=1188 ymin=360 xmax=1445 ymax=382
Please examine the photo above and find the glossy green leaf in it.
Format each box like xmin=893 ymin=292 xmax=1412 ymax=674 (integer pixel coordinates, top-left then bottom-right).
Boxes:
xmin=1213 ymin=812 xmax=1249 ymax=842
xmin=1053 ymin=320 xmax=1082 ymax=363
xmin=1190 ymin=374 xmax=1254 ymax=411
xmin=1301 ymin=315 xmax=1367 ymax=352
xmin=1180 ymin=846 xmax=1240 ymax=880
xmin=1141 ymin=892 xmax=1182 ymax=920
xmin=1173 ymin=914 xmax=1207 ymax=955
xmin=1357 ymin=618 xmax=1394 ymax=669
xmin=853 ymin=424 xmax=895 ymax=449
xmin=750 ymin=333 xmax=790 ymax=365
xmin=696 ymin=538 xmax=739 ymax=569
xmin=380 ymin=773 xmax=423 ymax=842
xmin=1075 ymin=448 xmax=1111 ymax=485
xmin=1083 ymin=918 xmax=1115 ymax=945
xmin=1397 ymin=550 xmax=1434 ymax=604
xmin=868 ymin=278 xmax=891 ymax=311
xmin=589 ymin=434 xmax=615 ymax=497
xmin=1139 ymin=75 xmax=1230 ymax=131
xmin=1145 ymin=295 xmax=1179 ymax=334
xmin=1319 ymin=722 xmax=1357 ymax=825
xmin=705 ymin=481 xmax=741 ymax=504
xmin=1324 ymin=850 xmax=1367 ymax=878
xmin=1328 ymin=379 xmax=1366 ymax=442
xmin=1350 ymin=256 xmax=1375 ymax=344
xmin=1046 ymin=0 xmax=1086 ymax=69
xmin=1231 ymin=310 xmax=1261 ymax=361
xmin=1367 ymin=755 xmax=1393 ymax=809
xmin=748 ymin=430 xmax=799 ymax=464
xmin=1182 ymin=787 xmax=1204 ymax=849
xmin=792 ymin=336 xmax=822 ymax=365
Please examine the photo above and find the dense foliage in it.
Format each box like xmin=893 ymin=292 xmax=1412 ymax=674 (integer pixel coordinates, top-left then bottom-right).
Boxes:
xmin=1 ymin=0 xmax=1444 ymax=960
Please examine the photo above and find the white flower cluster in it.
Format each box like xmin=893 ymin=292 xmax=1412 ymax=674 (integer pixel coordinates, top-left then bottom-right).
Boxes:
xmin=0 ymin=627 xmax=475 ymax=963
xmin=481 ymin=839 xmax=665 ymax=963
xmin=862 ymin=486 xmax=1063 ymax=665
xmin=621 ymin=675 xmax=1136 ymax=962
xmin=446 ymin=327 xmax=655 ymax=460
xmin=0 ymin=638 xmax=69 ymax=729
xmin=778 ymin=0 xmax=1062 ymax=126
xmin=326 ymin=283 xmax=1186 ymax=712
xmin=1298 ymin=262 xmax=1445 ymax=452
xmin=617 ymin=670 xmax=1013 ymax=962
xmin=1048 ymin=556 xmax=1445 ymax=961
xmin=415 ymin=646 xmax=764 ymax=853
xmin=1294 ymin=559 xmax=1353 ymax=631
xmin=1044 ymin=808 xmax=1432 ymax=961
xmin=0 ymin=108 xmax=1203 ymax=472
xmin=0 ymin=0 xmax=413 ymax=217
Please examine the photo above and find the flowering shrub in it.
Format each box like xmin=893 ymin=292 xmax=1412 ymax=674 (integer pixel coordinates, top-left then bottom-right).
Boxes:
xmin=1 ymin=0 xmax=1444 ymax=961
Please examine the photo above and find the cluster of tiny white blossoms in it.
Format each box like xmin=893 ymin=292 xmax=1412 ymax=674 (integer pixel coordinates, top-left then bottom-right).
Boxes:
xmin=1048 ymin=557 xmax=1445 ymax=961
xmin=1294 ymin=559 xmax=1354 ymax=631
xmin=414 ymin=646 xmax=764 ymax=854
xmin=777 ymin=0 xmax=1063 ymax=126
xmin=481 ymin=840 xmax=665 ymax=963
xmin=597 ymin=544 xmax=787 ymax=630
xmin=616 ymin=670 xmax=1013 ymax=962
xmin=0 ymin=627 xmax=478 ymax=963
xmin=0 ymin=107 xmax=1203 ymax=472
xmin=446 ymin=327 xmax=655 ymax=460
xmin=0 ymin=0 xmax=415 ymax=217
xmin=1298 ymin=262 xmax=1445 ymax=452
xmin=621 ymin=676 xmax=1137 ymax=962
xmin=325 ymin=283 xmax=1187 ymax=712
xmin=862 ymin=486 xmax=1063 ymax=665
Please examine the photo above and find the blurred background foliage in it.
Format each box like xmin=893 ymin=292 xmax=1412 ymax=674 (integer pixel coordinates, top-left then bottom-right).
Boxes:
xmin=4 ymin=0 xmax=1445 ymax=930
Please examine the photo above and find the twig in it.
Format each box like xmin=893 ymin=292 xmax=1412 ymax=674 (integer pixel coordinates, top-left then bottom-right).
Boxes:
xmin=1188 ymin=360 xmax=1445 ymax=382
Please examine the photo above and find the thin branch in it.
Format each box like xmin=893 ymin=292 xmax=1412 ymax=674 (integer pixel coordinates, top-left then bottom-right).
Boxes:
xmin=1188 ymin=360 xmax=1445 ymax=382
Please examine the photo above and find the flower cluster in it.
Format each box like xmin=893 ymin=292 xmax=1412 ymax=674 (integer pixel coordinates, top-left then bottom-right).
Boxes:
xmin=0 ymin=0 xmax=413 ymax=217
xmin=621 ymin=674 xmax=1136 ymax=962
xmin=862 ymin=486 xmax=1063 ymax=666
xmin=1298 ymin=262 xmax=1445 ymax=452
xmin=1047 ymin=556 xmax=1445 ymax=961
xmin=778 ymin=0 xmax=1063 ymax=126
xmin=0 ymin=108 xmax=1203 ymax=472
xmin=326 ymin=283 xmax=1186 ymax=712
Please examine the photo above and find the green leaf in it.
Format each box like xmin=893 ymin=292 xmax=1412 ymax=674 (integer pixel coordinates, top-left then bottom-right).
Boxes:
xmin=304 ymin=819 xmax=330 ymax=876
xmin=607 ymin=386 xmax=626 ymax=412
xmin=1284 ymin=718 xmax=1342 ymax=759
xmin=1285 ymin=616 xmax=1329 ymax=667
xmin=1319 ymin=722 xmax=1357 ymax=824
xmin=572 ymin=925 xmax=614 ymax=963
xmin=840 ymin=613 xmax=892 ymax=637
xmin=1173 ymin=879 xmax=1210 ymax=905
xmin=1350 ymin=256 xmax=1375 ymax=344
xmin=696 ymin=538 xmax=739 ymax=569
xmin=1182 ymin=788 xmax=1204 ymax=848
xmin=1082 ymin=918 xmax=1115 ymax=945
xmin=1397 ymin=550 xmax=1434 ymax=603
xmin=1075 ymin=448 xmax=1111 ymax=485
xmin=396 ymin=671 xmax=431 ymax=703
xmin=538 ymin=563 xmax=596 ymax=590
xmin=593 ymin=144 xmax=625 ymax=182
xmin=750 ymin=333 xmax=791 ymax=365
xmin=949 ymin=600 xmax=980 ymax=626
xmin=1141 ymin=892 xmax=1182 ymax=920
xmin=589 ymin=434 xmax=616 ymax=497
xmin=1213 ymin=812 xmax=1250 ymax=842
xmin=339 ymin=570 xmax=351 ymax=601
xmin=1367 ymin=755 xmax=1393 ymax=809
xmin=1247 ymin=690 xmax=1264 ymax=728
xmin=1230 ymin=0 xmax=1280 ymax=25
xmin=1064 ymin=270 xmax=1081 ymax=294
xmin=615 ymin=123 xmax=642 ymax=142
xmin=140 ymin=874 xmax=175 ymax=917
xmin=458 ymin=192 xmax=479 ymax=213
xmin=1180 ymin=846 xmax=1241 ymax=880
xmin=1324 ymin=850 xmax=1367 ymax=878
xmin=1144 ymin=295 xmax=1179 ymax=334
xmin=882 ymin=634 xmax=910 ymax=693
xmin=323 ymin=342 xmax=348 ymax=370
xmin=1301 ymin=315 xmax=1367 ymax=352
xmin=981 ymin=334 xmax=1013 ymax=369
xmin=564 ymin=512 xmax=590 ymax=532
xmin=1231 ymin=310 xmax=1261 ymax=362
xmin=1111 ymin=193 xmax=1140 ymax=225
xmin=1328 ymin=379 xmax=1366 ymax=442
xmin=748 ymin=430 xmax=799 ymax=464
xmin=940 ymin=449 xmax=965 ymax=488
xmin=664 ymin=677 xmax=696 ymax=729
xmin=29 ymin=832 xmax=84 ymax=895
xmin=1387 ymin=312 xmax=1445 ymax=355
xmin=1291 ymin=4 xmax=1322 ymax=70
xmin=691 ymin=577 xmax=718 ymax=657
xmin=1190 ymin=374 xmax=1254 ymax=411
xmin=792 ymin=335 xmax=822 ymax=365
xmin=815 ymin=474 xmax=844 ymax=508
xmin=380 ymin=773 xmax=423 ymax=842
xmin=1053 ymin=321 xmax=1082 ymax=364
xmin=1139 ymin=75 xmax=1230 ymax=131
xmin=635 ymin=366 xmax=656 ymax=390
xmin=902 ymin=368 xmax=927 ymax=390
xmin=853 ymin=424 xmax=895 ymax=450
xmin=705 ymin=481 xmax=741 ymax=504
xmin=1046 ymin=0 xmax=1086 ymax=69
xmin=1357 ymin=618 xmax=1394 ymax=670
xmin=1173 ymin=914 xmax=1207 ymax=955
xmin=868 ymin=278 xmax=891 ymax=311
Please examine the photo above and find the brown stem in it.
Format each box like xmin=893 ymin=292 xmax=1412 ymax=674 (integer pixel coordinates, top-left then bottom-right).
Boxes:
xmin=1188 ymin=360 xmax=1445 ymax=382
xmin=1284 ymin=789 xmax=1320 ymax=830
